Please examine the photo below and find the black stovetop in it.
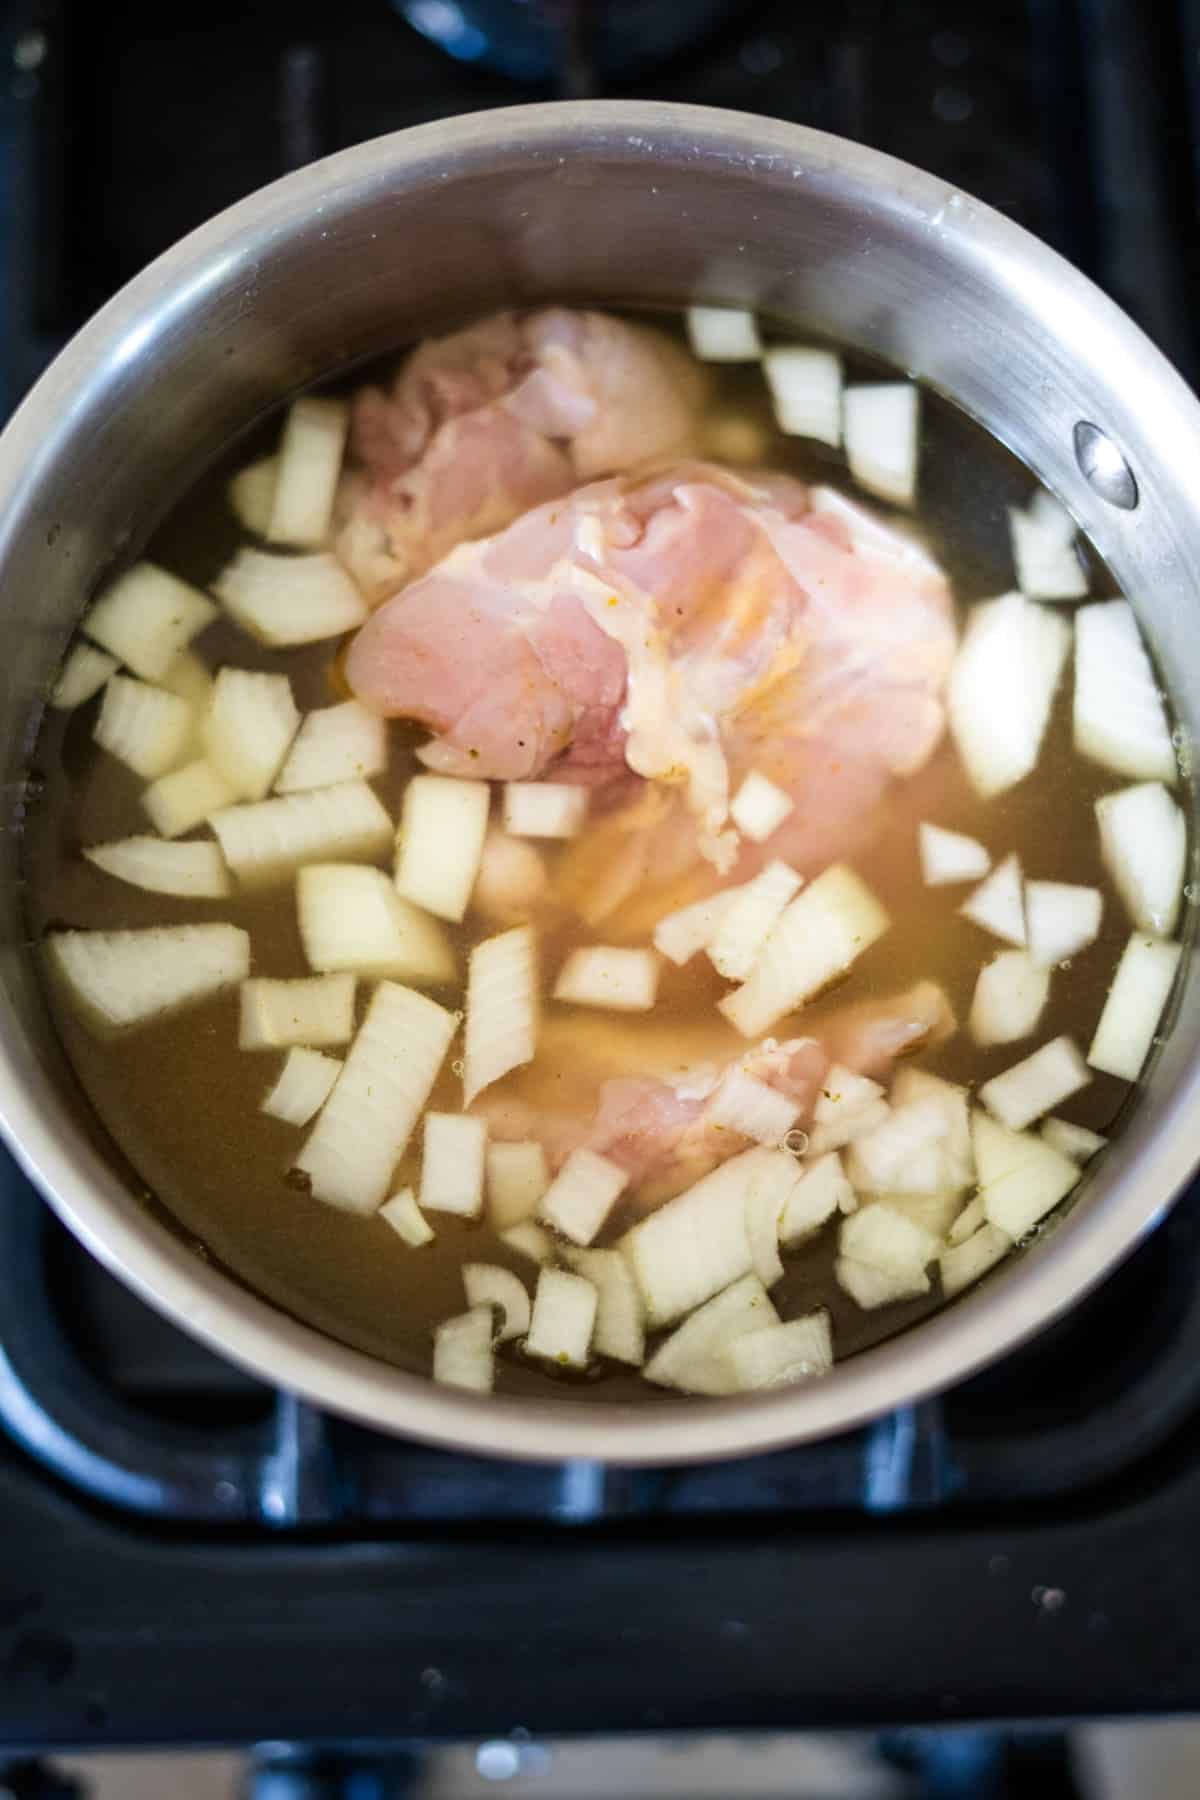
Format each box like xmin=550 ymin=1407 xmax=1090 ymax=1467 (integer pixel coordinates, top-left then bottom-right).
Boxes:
xmin=0 ymin=0 xmax=1199 ymax=1755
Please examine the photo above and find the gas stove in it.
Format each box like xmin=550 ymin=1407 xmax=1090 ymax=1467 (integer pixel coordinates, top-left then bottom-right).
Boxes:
xmin=0 ymin=0 xmax=1199 ymax=1770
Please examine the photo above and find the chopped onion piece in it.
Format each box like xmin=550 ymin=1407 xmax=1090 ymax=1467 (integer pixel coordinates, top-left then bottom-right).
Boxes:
xmin=836 ymin=1257 xmax=930 ymax=1309
xmin=486 ymin=1140 xmax=550 ymax=1229
xmin=472 ymin=829 xmax=549 ymax=927
xmin=719 ymin=863 xmax=890 ymax=1039
xmin=872 ymin=1189 xmax=964 ymax=1241
xmin=948 ymin=592 xmax=1070 ymax=798
xmin=239 ymin=973 xmax=356 ymax=1051
xmin=643 ymin=1275 xmax=779 ymax=1396
xmin=845 ymin=1099 xmax=950 ymax=1196
xmin=1074 ymin=599 xmax=1176 ymax=783
xmin=84 ymin=835 xmax=230 ymax=900
xmin=940 ymin=1224 xmax=1014 ymax=1298
xmin=729 ymin=769 xmax=794 ymax=844
xmin=960 ymin=853 xmax=1026 ymax=946
xmin=708 ymin=1067 xmax=801 ymax=1146
xmin=275 ymin=700 xmax=387 ymax=793
xmin=780 ymin=1152 xmax=855 ymax=1244
xmin=142 ymin=757 xmax=237 ymax=839
xmin=294 ymin=982 xmax=456 ymax=1214
xmin=707 ymin=859 xmax=803 ymax=982
xmin=652 ymin=888 xmax=739 ymax=966
xmin=887 ymin=1068 xmax=974 ymax=1192
xmin=502 ymin=781 xmax=588 ymax=839
xmin=95 ymin=676 xmax=192 ymax=779
xmin=267 ymin=395 xmax=350 ymax=548
xmin=975 ymin=1114 xmax=1079 ymax=1238
xmin=464 ymin=924 xmax=538 ymax=1106
xmin=919 ymin=823 xmax=990 ymax=886
xmin=538 ymin=1148 xmax=627 ymax=1247
xmin=395 ymin=774 xmax=490 ymax=924
xmin=1041 ymin=1117 xmax=1107 ymax=1162
xmin=433 ymin=1306 xmax=494 ymax=1394
xmin=214 ymin=548 xmax=367 ymax=647
xmin=261 ymin=1047 xmax=341 ymax=1126
xmin=1088 ymin=932 xmax=1181 ymax=1082
xmin=499 ymin=1221 xmax=555 ymax=1265
xmin=419 ymin=1113 xmax=487 ymax=1219
xmin=806 ymin=1099 xmax=890 ymax=1158
xmin=686 ymin=305 xmax=761 ymax=361
xmin=980 ymin=1035 xmax=1089 ymax=1132
xmin=380 ymin=1187 xmax=434 ymax=1248
xmin=82 ymin=562 xmax=217 ymax=683
xmin=808 ymin=1063 xmax=888 ymax=1155
xmin=160 ymin=649 xmax=215 ymax=715
xmin=1026 ymin=881 xmax=1103 ymax=967
xmin=47 ymin=924 xmax=249 ymax=1033
xmin=463 ymin=1263 xmax=531 ymax=1342
xmin=554 ymin=945 xmax=659 ymax=1013
xmin=202 ymin=668 xmax=299 ymax=801
xmin=50 ymin=643 xmax=117 ymax=711
xmin=844 ymin=381 xmax=919 ymax=506
xmin=968 ymin=949 xmax=1050 ymax=1046
xmin=210 ymin=781 xmax=392 ymax=887
xmin=763 ymin=347 xmax=842 ymax=446
xmin=743 ymin=1149 xmax=797 ymax=1287
xmin=1095 ymin=782 xmax=1185 ymax=936
xmin=728 ymin=1312 xmax=834 ymax=1391
xmin=840 ymin=1201 xmax=939 ymax=1280
xmin=228 ymin=454 xmax=277 ymax=536
xmin=562 ymin=1246 xmax=645 ymax=1365
xmin=524 ymin=1268 xmax=597 ymax=1370
xmin=622 ymin=1149 xmax=761 ymax=1326
xmin=1008 ymin=497 xmax=1087 ymax=600
xmin=297 ymin=863 xmax=455 ymax=984
xmin=948 ymin=1194 xmax=986 ymax=1246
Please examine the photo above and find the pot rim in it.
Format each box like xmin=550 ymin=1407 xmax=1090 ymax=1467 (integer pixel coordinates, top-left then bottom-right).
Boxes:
xmin=2 ymin=98 xmax=1198 ymax=1466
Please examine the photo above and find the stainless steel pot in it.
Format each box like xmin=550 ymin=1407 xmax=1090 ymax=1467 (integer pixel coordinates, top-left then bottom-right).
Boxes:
xmin=0 ymin=101 xmax=1196 ymax=1465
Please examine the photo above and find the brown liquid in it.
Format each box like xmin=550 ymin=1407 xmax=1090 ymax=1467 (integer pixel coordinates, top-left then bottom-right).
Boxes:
xmin=20 ymin=321 xmax=1159 ymax=1399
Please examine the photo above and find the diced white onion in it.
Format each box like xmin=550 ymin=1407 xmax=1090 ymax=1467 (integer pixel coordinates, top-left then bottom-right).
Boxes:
xmin=686 ymin=306 xmax=762 ymax=362
xmin=380 ymin=1187 xmax=435 ymax=1247
xmin=261 ymin=1047 xmax=342 ymax=1126
xmin=464 ymin=925 xmax=538 ymax=1104
xmin=84 ymin=835 xmax=230 ymax=899
xmin=980 ymin=1035 xmax=1089 ymax=1132
xmin=562 ymin=1246 xmax=645 ymax=1365
xmin=1009 ymin=497 xmax=1087 ymax=600
xmin=643 ymin=1274 xmax=780 ymax=1396
xmin=142 ymin=757 xmax=237 ymax=839
xmin=763 ymin=348 xmax=842 ymax=446
xmin=160 ymin=649 xmax=215 ymax=714
xmin=419 ymin=1113 xmax=487 ymax=1219
xmin=499 ymin=1221 xmax=555 ymax=1265
xmin=808 ymin=1063 xmax=888 ymax=1155
xmin=622 ymin=1149 xmax=761 ymax=1326
xmin=82 ymin=562 xmax=217 ymax=683
xmin=211 ymin=781 xmax=393 ymax=887
xmin=228 ymin=454 xmax=278 ymax=536
xmin=845 ymin=1099 xmax=950 ymax=1196
xmin=947 ymin=1194 xmax=986 ymax=1245
xmin=652 ymin=889 xmax=739 ymax=966
xmin=707 ymin=859 xmax=803 ymax=982
xmin=960 ymin=852 xmax=1026 ymax=946
xmin=50 ymin=643 xmax=118 ymax=711
xmin=267 ymin=395 xmax=349 ymax=548
xmin=1088 ymin=932 xmax=1181 ymax=1082
xmin=239 ymin=973 xmax=357 ymax=1051
xmin=974 ymin=1111 xmax=1080 ymax=1238
xmin=948 ymin=592 xmax=1071 ymax=798
xmin=433 ymin=1307 xmax=494 ymax=1393
xmin=840 ymin=1201 xmax=939 ymax=1281
xmin=707 ymin=1067 xmax=801 ymax=1146
xmin=214 ymin=548 xmax=367 ymax=647
xmin=836 ymin=1257 xmax=930 ymax=1309
xmin=395 ymin=774 xmax=490 ymax=924
xmin=486 ymin=1140 xmax=550 ymax=1229
xmin=806 ymin=1099 xmax=890 ymax=1158
xmin=887 ymin=1068 xmax=974 ymax=1192
xmin=844 ymin=381 xmax=919 ymax=506
xmin=47 ymin=924 xmax=249 ymax=1033
xmin=1095 ymin=782 xmax=1185 ymax=936
xmin=294 ymin=982 xmax=456 ymax=1214
xmin=919 ymin=822 xmax=990 ymax=886
xmin=719 ymin=863 xmax=890 ymax=1039
xmin=297 ymin=863 xmax=455 ymax=984
xmin=729 ymin=769 xmax=794 ymax=844
xmin=275 ymin=700 xmax=388 ymax=793
xmin=1041 ymin=1116 xmax=1107 ymax=1162
xmin=471 ymin=829 xmax=549 ymax=926
xmin=968 ymin=949 xmax=1050 ymax=1046
xmin=873 ymin=1189 xmax=964 ymax=1241
xmin=502 ymin=781 xmax=588 ymax=839
xmin=524 ymin=1268 xmax=597 ymax=1369
xmin=939 ymin=1224 xmax=1014 ymax=1298
xmin=743 ymin=1148 xmax=797 ymax=1287
xmin=727 ymin=1312 xmax=834 ymax=1391
xmin=538 ymin=1147 xmax=627 ymax=1246
xmin=202 ymin=668 xmax=299 ymax=801
xmin=553 ymin=945 xmax=659 ymax=1013
xmin=780 ymin=1152 xmax=855 ymax=1243
xmin=95 ymin=676 xmax=193 ymax=779
xmin=1074 ymin=599 xmax=1176 ymax=784
xmin=463 ymin=1263 xmax=531 ymax=1342
xmin=1026 ymin=881 xmax=1103 ymax=967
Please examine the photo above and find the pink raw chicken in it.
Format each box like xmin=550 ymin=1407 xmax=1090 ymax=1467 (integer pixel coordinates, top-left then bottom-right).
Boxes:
xmin=347 ymin=461 xmax=957 ymax=907
xmin=334 ymin=308 xmax=705 ymax=604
